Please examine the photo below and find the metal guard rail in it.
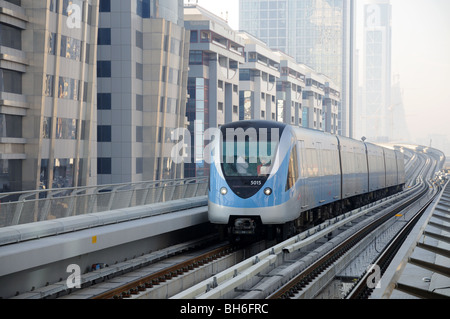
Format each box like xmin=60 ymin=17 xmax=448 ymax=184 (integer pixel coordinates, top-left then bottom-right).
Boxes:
xmin=0 ymin=177 xmax=208 ymax=227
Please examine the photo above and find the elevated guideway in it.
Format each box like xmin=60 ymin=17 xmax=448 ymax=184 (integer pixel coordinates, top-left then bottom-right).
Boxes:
xmin=0 ymin=178 xmax=210 ymax=299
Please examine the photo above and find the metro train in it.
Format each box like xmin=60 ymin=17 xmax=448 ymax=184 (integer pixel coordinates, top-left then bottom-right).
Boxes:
xmin=208 ymin=120 xmax=406 ymax=241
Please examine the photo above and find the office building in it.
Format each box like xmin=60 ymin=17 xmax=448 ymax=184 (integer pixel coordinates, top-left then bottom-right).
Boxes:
xmin=184 ymin=5 xmax=245 ymax=177
xmin=238 ymin=31 xmax=280 ymax=122
xmin=0 ymin=0 xmax=99 ymax=193
xmin=239 ymin=0 xmax=355 ymax=137
xmin=274 ymin=50 xmax=306 ymax=127
xmin=96 ymin=0 xmax=189 ymax=183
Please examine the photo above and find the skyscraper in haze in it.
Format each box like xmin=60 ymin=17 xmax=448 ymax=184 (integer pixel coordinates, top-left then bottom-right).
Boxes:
xmin=359 ymin=0 xmax=392 ymax=142
xmin=239 ymin=0 xmax=355 ymax=137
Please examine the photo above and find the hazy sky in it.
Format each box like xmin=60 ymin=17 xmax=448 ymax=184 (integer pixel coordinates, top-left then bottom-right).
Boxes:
xmin=186 ymin=0 xmax=450 ymax=147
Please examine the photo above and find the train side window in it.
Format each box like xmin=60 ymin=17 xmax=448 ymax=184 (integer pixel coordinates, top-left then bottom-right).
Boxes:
xmin=286 ymin=144 xmax=299 ymax=191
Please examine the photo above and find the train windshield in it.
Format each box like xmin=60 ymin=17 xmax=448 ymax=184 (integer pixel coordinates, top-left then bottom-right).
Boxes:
xmin=218 ymin=121 xmax=285 ymax=199
xmin=221 ymin=141 xmax=277 ymax=177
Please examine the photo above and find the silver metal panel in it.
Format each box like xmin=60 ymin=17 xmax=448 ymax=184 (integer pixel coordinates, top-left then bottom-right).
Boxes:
xmin=337 ymin=136 xmax=368 ymax=199
xmin=0 ymin=204 xmax=209 ymax=277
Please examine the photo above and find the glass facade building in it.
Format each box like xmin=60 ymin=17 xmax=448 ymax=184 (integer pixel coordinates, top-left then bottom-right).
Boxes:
xmin=240 ymin=0 xmax=355 ymax=137
xmin=184 ymin=5 xmax=245 ymax=178
xmin=0 ymin=0 xmax=99 ymax=193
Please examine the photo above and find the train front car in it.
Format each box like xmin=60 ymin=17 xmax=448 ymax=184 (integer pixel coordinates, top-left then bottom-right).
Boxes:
xmin=208 ymin=120 xmax=298 ymax=241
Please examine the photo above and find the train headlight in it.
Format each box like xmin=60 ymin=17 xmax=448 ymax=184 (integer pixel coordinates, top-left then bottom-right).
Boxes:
xmin=220 ymin=187 xmax=228 ymax=195
xmin=264 ymin=188 xmax=272 ymax=196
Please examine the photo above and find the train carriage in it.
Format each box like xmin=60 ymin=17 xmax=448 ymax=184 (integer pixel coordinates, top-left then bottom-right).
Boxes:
xmin=208 ymin=120 xmax=406 ymax=241
xmin=292 ymin=127 xmax=341 ymax=214
xmin=337 ymin=136 xmax=369 ymax=199
xmin=366 ymin=143 xmax=387 ymax=192
xmin=384 ymin=148 xmax=398 ymax=188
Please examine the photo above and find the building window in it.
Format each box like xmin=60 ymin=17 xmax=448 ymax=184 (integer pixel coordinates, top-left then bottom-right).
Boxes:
xmin=0 ymin=114 xmax=22 ymax=138
xmin=97 ymin=93 xmax=111 ymax=110
xmin=97 ymin=125 xmax=111 ymax=142
xmin=44 ymin=75 xmax=54 ymax=97
xmin=136 ymin=157 xmax=143 ymax=174
xmin=136 ymin=62 xmax=143 ymax=80
xmin=136 ymin=94 xmax=143 ymax=111
xmin=6 ymin=0 xmax=21 ymax=5
xmin=84 ymin=43 xmax=90 ymax=63
xmin=98 ymin=28 xmax=111 ymax=45
xmin=137 ymin=0 xmax=150 ymax=18
xmin=55 ymin=118 xmax=78 ymax=140
xmin=53 ymin=158 xmax=75 ymax=188
xmin=189 ymin=51 xmax=202 ymax=65
xmin=42 ymin=117 xmax=52 ymax=139
xmin=97 ymin=61 xmax=111 ymax=77
xmin=0 ymin=159 xmax=22 ymax=193
xmin=136 ymin=126 xmax=143 ymax=142
xmin=58 ymin=77 xmax=81 ymax=100
xmin=97 ymin=158 xmax=111 ymax=174
xmin=157 ymin=127 xmax=162 ymax=143
xmin=200 ymin=31 xmax=211 ymax=42
xmin=163 ymin=35 xmax=169 ymax=52
xmin=83 ymin=81 xmax=88 ymax=102
xmin=48 ymin=32 xmax=57 ymax=55
xmin=136 ymin=30 xmax=143 ymax=49
xmin=160 ymin=96 xmax=165 ymax=112
xmin=62 ymin=0 xmax=83 ymax=17
xmin=0 ymin=69 xmax=22 ymax=94
xmin=49 ymin=0 xmax=58 ymax=12
xmin=168 ymin=67 xmax=178 ymax=84
xmin=190 ymin=30 xmax=198 ymax=43
xmin=248 ymin=52 xmax=257 ymax=62
xmin=80 ymin=120 xmax=87 ymax=140
xmin=239 ymin=69 xmax=250 ymax=81
xmin=161 ymin=66 xmax=167 ymax=82
xmin=99 ymin=0 xmax=110 ymax=12
xmin=60 ymin=35 xmax=82 ymax=61
xmin=0 ymin=23 xmax=22 ymax=50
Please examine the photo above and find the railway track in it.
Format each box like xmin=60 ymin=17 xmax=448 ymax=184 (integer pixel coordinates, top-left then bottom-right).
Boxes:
xmin=268 ymin=153 xmax=440 ymax=299
xmin=57 ymin=237 xmax=268 ymax=299
xmin=93 ymin=243 xmax=236 ymax=299
xmin=344 ymin=189 xmax=438 ymax=299
xmin=269 ymin=181 xmax=438 ymax=299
